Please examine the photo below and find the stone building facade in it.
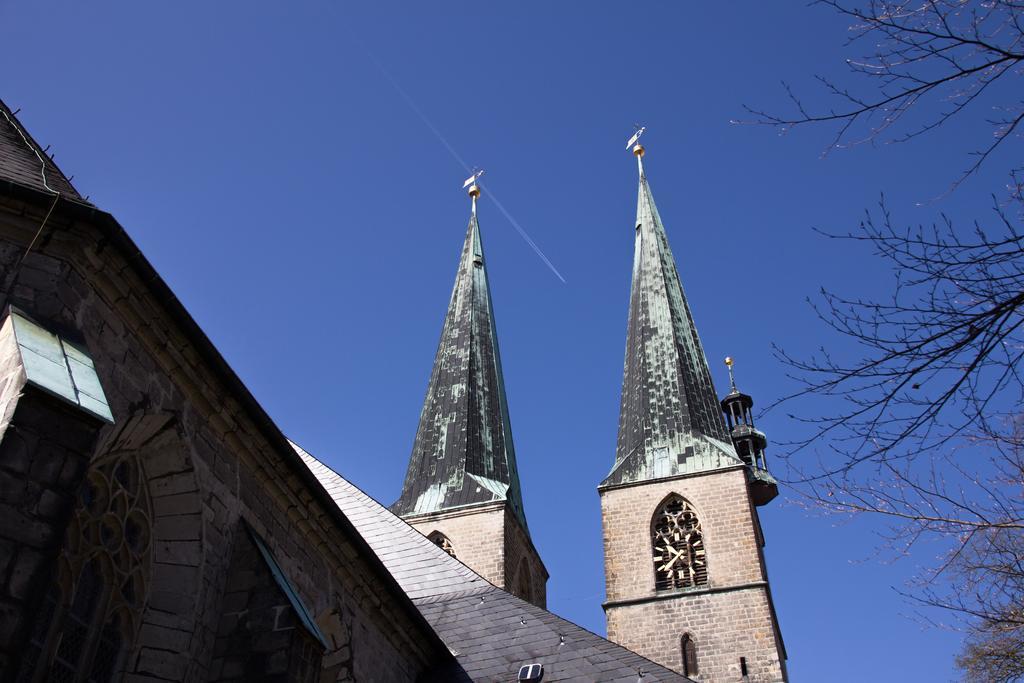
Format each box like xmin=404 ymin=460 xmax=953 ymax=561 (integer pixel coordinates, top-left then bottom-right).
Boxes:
xmin=404 ymin=499 xmax=546 ymax=608
xmin=0 ymin=102 xmax=685 ymax=682
xmin=599 ymin=144 xmax=787 ymax=682
xmin=0 ymin=103 xmax=447 ymax=680
xmin=601 ymin=470 xmax=786 ymax=681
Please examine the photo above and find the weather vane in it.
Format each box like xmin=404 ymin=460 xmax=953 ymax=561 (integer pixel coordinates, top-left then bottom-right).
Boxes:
xmin=462 ymin=169 xmax=484 ymax=213
xmin=626 ymin=125 xmax=645 ymax=151
xmin=463 ymin=168 xmax=484 ymax=195
xmin=626 ymin=125 xmax=646 ymax=175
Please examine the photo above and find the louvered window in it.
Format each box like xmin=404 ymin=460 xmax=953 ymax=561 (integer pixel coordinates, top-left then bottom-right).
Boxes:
xmin=652 ymin=496 xmax=707 ymax=590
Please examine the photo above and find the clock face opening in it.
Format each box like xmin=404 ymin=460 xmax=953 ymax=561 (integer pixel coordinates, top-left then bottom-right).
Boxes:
xmin=652 ymin=497 xmax=707 ymax=591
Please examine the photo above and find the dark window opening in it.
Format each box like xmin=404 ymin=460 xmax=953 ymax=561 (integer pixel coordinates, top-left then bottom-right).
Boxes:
xmin=681 ymin=634 xmax=698 ymax=676
xmin=428 ymin=531 xmax=457 ymax=559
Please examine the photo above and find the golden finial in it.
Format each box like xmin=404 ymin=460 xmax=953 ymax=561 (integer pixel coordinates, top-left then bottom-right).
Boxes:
xmin=632 ymin=143 xmax=645 ymax=157
xmin=467 ymin=184 xmax=480 ymax=199
xmin=725 ymin=356 xmax=737 ymax=392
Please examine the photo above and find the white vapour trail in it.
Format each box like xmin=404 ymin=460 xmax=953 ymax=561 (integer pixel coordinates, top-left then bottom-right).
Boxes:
xmin=482 ymin=188 xmax=566 ymax=283
xmin=364 ymin=52 xmax=566 ymax=284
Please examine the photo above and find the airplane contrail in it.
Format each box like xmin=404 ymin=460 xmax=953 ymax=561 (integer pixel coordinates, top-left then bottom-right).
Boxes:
xmin=362 ymin=50 xmax=567 ymax=284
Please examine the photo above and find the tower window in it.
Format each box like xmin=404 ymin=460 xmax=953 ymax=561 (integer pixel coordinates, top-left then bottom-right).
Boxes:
xmin=681 ymin=634 xmax=698 ymax=676
xmin=652 ymin=496 xmax=707 ymax=590
xmin=515 ymin=557 xmax=534 ymax=603
xmin=428 ymin=531 xmax=457 ymax=558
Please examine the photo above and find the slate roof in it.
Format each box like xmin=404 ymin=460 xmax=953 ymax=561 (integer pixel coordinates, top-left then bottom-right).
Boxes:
xmin=297 ymin=444 xmax=689 ymax=682
xmin=606 ymin=156 xmax=742 ymax=487
xmin=391 ymin=206 xmax=529 ymax=531
xmin=0 ymin=100 xmax=83 ymax=200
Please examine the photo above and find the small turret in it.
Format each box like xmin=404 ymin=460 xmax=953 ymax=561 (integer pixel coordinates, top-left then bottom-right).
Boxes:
xmin=721 ymin=357 xmax=778 ymax=506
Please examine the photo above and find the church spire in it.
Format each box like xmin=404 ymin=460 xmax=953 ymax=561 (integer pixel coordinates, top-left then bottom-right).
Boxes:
xmin=604 ymin=138 xmax=740 ymax=487
xmin=392 ymin=181 xmax=528 ymax=531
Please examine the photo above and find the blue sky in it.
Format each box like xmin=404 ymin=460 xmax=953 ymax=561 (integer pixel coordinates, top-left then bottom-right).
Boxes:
xmin=4 ymin=2 xmax=1015 ymax=680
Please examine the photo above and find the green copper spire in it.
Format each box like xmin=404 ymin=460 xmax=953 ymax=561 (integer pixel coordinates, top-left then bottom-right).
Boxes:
xmin=392 ymin=191 xmax=529 ymax=531
xmin=603 ymin=143 xmax=741 ymax=487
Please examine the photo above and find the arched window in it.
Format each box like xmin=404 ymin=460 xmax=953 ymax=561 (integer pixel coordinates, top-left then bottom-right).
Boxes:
xmin=15 ymin=453 xmax=152 ymax=682
xmin=515 ymin=558 xmax=533 ymax=603
xmin=681 ymin=634 xmax=698 ymax=676
xmin=428 ymin=531 xmax=456 ymax=558
xmin=652 ymin=495 xmax=707 ymax=590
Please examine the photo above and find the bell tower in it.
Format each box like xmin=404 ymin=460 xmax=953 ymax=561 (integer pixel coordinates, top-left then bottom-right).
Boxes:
xmin=598 ymin=136 xmax=787 ymax=681
xmin=392 ymin=177 xmax=547 ymax=607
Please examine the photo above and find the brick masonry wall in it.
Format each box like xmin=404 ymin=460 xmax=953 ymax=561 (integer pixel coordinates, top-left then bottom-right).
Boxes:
xmin=0 ymin=197 xmax=444 ymax=682
xmin=600 ymin=468 xmax=786 ymax=682
xmin=407 ymin=500 xmax=548 ymax=607
xmin=502 ymin=506 xmax=547 ymax=608
xmin=409 ymin=503 xmax=507 ymax=587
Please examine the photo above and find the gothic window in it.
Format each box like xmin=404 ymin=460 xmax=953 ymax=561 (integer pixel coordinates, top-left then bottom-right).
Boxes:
xmin=15 ymin=453 xmax=152 ymax=682
xmin=428 ymin=531 xmax=456 ymax=558
xmin=652 ymin=496 xmax=707 ymax=591
xmin=681 ymin=634 xmax=698 ymax=676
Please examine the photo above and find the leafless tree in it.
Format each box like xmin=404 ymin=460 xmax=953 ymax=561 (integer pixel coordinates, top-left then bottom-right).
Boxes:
xmin=747 ymin=2 xmax=1024 ymax=678
xmin=950 ymin=524 xmax=1024 ymax=682
xmin=743 ymin=0 xmax=1024 ymax=192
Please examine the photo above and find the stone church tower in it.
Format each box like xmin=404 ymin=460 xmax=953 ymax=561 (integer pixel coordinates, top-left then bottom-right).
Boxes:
xmin=392 ymin=183 xmax=548 ymax=607
xmin=599 ymin=141 xmax=787 ymax=681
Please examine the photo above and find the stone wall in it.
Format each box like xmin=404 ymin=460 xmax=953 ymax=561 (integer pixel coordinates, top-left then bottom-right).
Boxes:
xmin=0 ymin=311 xmax=108 ymax=673
xmin=408 ymin=503 xmax=507 ymax=587
xmin=501 ymin=505 xmax=547 ymax=608
xmin=0 ymin=194 xmax=445 ymax=681
xmin=209 ymin=527 xmax=321 ymax=682
xmin=407 ymin=500 xmax=548 ymax=607
xmin=600 ymin=467 xmax=786 ymax=682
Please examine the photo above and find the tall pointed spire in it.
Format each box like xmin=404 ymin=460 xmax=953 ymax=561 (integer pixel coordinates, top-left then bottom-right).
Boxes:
xmin=392 ymin=185 xmax=528 ymax=531
xmin=603 ymin=141 xmax=740 ymax=487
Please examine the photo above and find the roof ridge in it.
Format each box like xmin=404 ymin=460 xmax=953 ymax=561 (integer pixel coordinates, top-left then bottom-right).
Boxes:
xmin=295 ymin=442 xmax=690 ymax=681
xmin=293 ymin=440 xmax=490 ymax=598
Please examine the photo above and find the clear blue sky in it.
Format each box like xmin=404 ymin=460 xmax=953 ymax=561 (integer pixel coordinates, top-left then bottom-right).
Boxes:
xmin=5 ymin=2 xmax=1013 ymax=680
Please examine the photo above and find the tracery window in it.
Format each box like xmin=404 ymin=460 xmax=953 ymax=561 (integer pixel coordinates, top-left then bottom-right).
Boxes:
xmin=428 ymin=531 xmax=456 ymax=558
xmin=681 ymin=634 xmax=698 ymax=676
xmin=16 ymin=453 xmax=152 ymax=682
xmin=652 ymin=496 xmax=707 ymax=591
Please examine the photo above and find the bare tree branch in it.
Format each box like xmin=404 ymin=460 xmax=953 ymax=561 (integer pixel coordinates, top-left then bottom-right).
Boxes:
xmin=738 ymin=1 xmax=1024 ymax=190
